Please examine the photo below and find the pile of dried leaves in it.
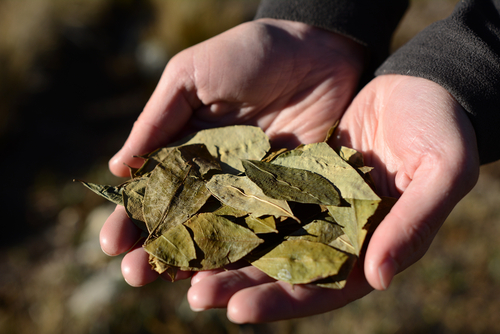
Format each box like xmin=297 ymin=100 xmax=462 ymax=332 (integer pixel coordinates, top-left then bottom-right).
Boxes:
xmin=79 ymin=125 xmax=396 ymax=289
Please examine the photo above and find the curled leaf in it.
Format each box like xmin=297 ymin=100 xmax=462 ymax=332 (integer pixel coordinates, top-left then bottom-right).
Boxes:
xmin=77 ymin=180 xmax=124 ymax=206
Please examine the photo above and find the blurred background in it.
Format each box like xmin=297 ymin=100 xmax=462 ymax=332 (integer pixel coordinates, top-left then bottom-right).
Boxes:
xmin=2 ymin=0 xmax=500 ymax=333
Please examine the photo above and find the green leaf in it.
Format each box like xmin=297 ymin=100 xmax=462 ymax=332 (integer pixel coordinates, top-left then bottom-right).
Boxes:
xmin=242 ymin=160 xmax=340 ymax=205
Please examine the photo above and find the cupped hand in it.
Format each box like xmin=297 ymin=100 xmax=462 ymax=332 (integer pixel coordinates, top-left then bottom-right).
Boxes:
xmin=100 ymin=19 xmax=366 ymax=286
xmin=109 ymin=18 xmax=365 ymax=177
xmin=186 ymin=75 xmax=480 ymax=323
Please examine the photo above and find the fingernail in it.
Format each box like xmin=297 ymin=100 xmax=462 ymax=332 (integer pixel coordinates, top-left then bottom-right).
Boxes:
xmin=191 ymin=274 xmax=202 ymax=286
xmin=190 ymin=306 xmax=206 ymax=312
xmin=100 ymin=246 xmax=113 ymax=256
xmin=378 ymin=257 xmax=398 ymax=290
xmin=99 ymin=236 xmax=113 ymax=256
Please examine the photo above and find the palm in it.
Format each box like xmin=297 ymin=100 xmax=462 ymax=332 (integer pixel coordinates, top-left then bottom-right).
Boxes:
xmin=109 ymin=19 xmax=364 ymax=177
xmin=335 ymin=75 xmax=479 ymax=280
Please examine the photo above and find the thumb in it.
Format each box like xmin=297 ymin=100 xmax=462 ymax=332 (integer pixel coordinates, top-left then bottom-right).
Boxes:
xmin=364 ymin=161 xmax=477 ymax=290
xmin=109 ymin=58 xmax=198 ymax=177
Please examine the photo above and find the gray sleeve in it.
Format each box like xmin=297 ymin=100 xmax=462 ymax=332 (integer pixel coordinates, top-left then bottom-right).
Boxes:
xmin=255 ymin=0 xmax=408 ymax=75
xmin=376 ymin=0 xmax=500 ymax=164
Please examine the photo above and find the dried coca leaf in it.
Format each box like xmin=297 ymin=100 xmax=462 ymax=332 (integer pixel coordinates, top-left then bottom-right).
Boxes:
xmin=169 ymin=125 xmax=270 ymax=174
xmin=247 ymin=239 xmax=352 ymax=285
xmin=287 ymin=216 xmax=343 ymax=244
xmin=338 ymin=146 xmax=365 ymax=168
xmin=133 ymin=147 xmax=176 ymax=177
xmin=143 ymin=145 xmax=216 ymax=235
xmin=328 ymin=234 xmax=356 ymax=255
xmin=212 ymin=204 xmax=248 ymax=218
xmin=272 ymin=142 xmax=380 ymax=201
xmin=142 ymin=148 xmax=193 ymax=233
xmin=123 ymin=175 xmax=149 ymax=232
xmin=183 ymin=213 xmax=263 ymax=270
xmin=78 ymin=125 xmax=396 ymax=289
xmin=143 ymin=223 xmax=197 ymax=270
xmin=365 ymin=196 xmax=398 ymax=233
xmin=206 ymin=174 xmax=297 ymax=220
xmin=327 ymin=199 xmax=380 ymax=256
xmin=177 ymin=144 xmax=221 ymax=179
xmin=261 ymin=148 xmax=289 ymax=163
xmin=311 ymin=255 xmax=356 ymax=289
xmin=78 ymin=180 xmax=124 ymax=206
xmin=244 ymin=215 xmax=278 ymax=234
xmin=242 ymin=160 xmax=340 ymax=206
xmin=213 ymin=205 xmax=277 ymax=234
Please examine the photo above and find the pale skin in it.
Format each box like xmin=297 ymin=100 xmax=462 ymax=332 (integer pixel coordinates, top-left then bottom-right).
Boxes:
xmin=100 ymin=19 xmax=480 ymax=323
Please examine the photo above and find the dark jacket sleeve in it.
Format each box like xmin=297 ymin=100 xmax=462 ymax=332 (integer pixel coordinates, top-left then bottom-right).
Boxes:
xmin=376 ymin=0 xmax=500 ymax=164
xmin=255 ymin=0 xmax=408 ymax=76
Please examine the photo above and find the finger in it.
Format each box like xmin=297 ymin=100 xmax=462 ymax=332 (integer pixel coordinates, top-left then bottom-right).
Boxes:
xmin=190 ymin=269 xmax=225 ymax=286
xmin=100 ymin=206 xmax=142 ymax=256
xmin=109 ymin=56 xmax=199 ymax=177
xmin=364 ymin=161 xmax=477 ymax=290
xmin=121 ymin=245 xmax=159 ymax=287
xmin=225 ymin=265 xmax=372 ymax=323
xmin=187 ymin=266 xmax=276 ymax=311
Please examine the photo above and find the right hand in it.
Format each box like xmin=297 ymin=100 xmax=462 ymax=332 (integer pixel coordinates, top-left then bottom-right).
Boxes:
xmin=100 ymin=18 xmax=366 ymax=286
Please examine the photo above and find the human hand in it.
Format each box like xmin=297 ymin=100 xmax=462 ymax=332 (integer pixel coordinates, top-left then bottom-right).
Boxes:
xmin=100 ymin=19 xmax=365 ymax=285
xmin=186 ymin=75 xmax=480 ymax=322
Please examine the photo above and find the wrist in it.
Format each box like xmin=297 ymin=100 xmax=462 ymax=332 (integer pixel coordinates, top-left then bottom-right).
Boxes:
xmin=254 ymin=18 xmax=367 ymax=74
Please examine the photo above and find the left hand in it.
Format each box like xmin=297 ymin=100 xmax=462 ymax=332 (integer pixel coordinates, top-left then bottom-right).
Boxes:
xmin=99 ymin=19 xmax=366 ymax=286
xmin=186 ymin=75 xmax=480 ymax=323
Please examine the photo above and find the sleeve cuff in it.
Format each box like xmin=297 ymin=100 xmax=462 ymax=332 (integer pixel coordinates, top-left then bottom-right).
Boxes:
xmin=376 ymin=0 xmax=500 ymax=164
xmin=255 ymin=0 xmax=408 ymax=75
